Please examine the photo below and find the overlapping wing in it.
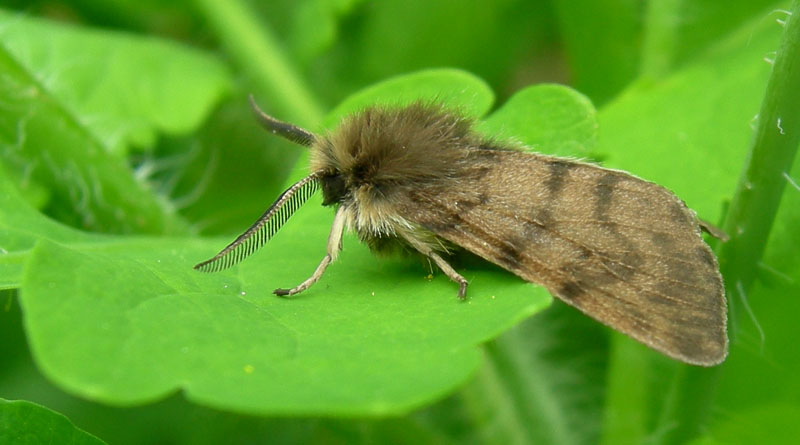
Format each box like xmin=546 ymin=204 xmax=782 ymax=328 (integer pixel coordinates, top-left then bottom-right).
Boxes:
xmin=400 ymin=149 xmax=727 ymax=365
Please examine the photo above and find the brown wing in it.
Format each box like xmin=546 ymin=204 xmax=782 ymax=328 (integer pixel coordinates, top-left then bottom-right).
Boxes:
xmin=399 ymin=149 xmax=727 ymax=366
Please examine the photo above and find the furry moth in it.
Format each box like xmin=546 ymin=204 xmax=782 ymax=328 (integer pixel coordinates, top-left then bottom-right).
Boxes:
xmin=195 ymin=95 xmax=728 ymax=366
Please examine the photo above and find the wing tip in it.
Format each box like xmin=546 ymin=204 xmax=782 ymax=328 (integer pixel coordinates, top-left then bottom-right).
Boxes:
xmin=656 ymin=322 xmax=729 ymax=367
xmin=680 ymin=343 xmax=728 ymax=367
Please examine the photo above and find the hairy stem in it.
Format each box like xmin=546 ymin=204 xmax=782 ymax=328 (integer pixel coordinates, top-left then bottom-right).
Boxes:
xmin=458 ymin=322 xmax=584 ymax=445
xmin=718 ymin=3 xmax=800 ymax=295
xmin=657 ymin=3 xmax=800 ymax=444
xmin=600 ymin=335 xmax=650 ymax=445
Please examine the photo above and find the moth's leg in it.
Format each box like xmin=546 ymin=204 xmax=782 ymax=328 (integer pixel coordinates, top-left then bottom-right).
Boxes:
xmin=699 ymin=219 xmax=729 ymax=242
xmin=274 ymin=206 xmax=346 ymax=296
xmin=404 ymin=236 xmax=468 ymax=300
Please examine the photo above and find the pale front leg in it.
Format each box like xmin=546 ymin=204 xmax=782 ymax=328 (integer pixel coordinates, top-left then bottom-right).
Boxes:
xmin=274 ymin=206 xmax=346 ymax=296
xmin=404 ymin=236 xmax=468 ymax=300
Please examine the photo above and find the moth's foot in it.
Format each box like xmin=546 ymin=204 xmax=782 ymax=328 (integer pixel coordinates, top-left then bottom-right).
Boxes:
xmin=273 ymin=288 xmax=291 ymax=297
xmin=457 ymin=281 xmax=468 ymax=301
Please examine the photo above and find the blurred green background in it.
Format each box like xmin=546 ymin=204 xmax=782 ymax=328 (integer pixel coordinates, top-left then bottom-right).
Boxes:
xmin=1 ymin=1 xmax=799 ymax=444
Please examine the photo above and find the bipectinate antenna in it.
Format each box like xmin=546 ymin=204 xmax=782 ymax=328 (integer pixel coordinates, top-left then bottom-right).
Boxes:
xmin=194 ymin=171 xmax=323 ymax=272
xmin=249 ymin=95 xmax=316 ymax=147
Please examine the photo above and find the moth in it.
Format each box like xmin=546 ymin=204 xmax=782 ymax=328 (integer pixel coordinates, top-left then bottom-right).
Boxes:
xmin=196 ymin=95 xmax=728 ymax=366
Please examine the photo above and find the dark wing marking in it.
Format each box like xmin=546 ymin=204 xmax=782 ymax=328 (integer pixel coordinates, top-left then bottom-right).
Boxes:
xmin=399 ymin=149 xmax=727 ymax=366
xmin=194 ymin=172 xmax=321 ymax=272
xmin=249 ymin=95 xmax=315 ymax=147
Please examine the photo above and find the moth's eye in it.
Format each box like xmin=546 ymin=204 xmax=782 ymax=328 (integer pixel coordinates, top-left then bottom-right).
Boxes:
xmin=321 ymin=172 xmax=347 ymax=205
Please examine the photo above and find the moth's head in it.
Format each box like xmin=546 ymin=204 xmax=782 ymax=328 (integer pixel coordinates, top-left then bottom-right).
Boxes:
xmin=311 ymin=103 xmax=477 ymax=202
xmin=249 ymin=96 xmax=474 ymax=207
xmin=318 ymin=168 xmax=347 ymax=206
xmin=248 ymin=95 xmax=354 ymax=207
xmin=310 ymin=134 xmax=377 ymax=207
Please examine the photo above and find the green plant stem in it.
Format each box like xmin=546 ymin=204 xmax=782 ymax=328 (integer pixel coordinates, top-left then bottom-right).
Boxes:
xmin=655 ymin=3 xmax=800 ymax=444
xmin=458 ymin=349 xmax=529 ymax=445
xmin=640 ymin=0 xmax=680 ymax=78
xmin=192 ymin=0 xmax=324 ymax=126
xmin=600 ymin=335 xmax=650 ymax=445
xmin=460 ymin=327 xmax=580 ymax=445
xmin=654 ymin=364 xmax=723 ymax=444
xmin=718 ymin=2 xmax=800 ymax=297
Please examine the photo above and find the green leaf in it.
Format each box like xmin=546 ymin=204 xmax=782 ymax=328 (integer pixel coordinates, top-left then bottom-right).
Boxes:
xmin=639 ymin=1 xmax=783 ymax=78
xmin=0 ymin=398 xmax=105 ymax=445
xmin=0 ymin=163 xmax=96 ymax=289
xmin=22 ymin=237 xmax=545 ymax=414
xmin=324 ymin=68 xmax=494 ymax=127
xmin=0 ymin=9 xmax=231 ymax=155
xmin=0 ymin=10 xmax=231 ymax=234
xmin=670 ymin=1 xmax=785 ymax=68
xmin=478 ymin=83 xmax=597 ymax=157
xmin=691 ymin=404 xmax=800 ymax=445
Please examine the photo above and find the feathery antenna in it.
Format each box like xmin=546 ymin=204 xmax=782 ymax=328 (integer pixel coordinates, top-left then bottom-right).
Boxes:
xmin=194 ymin=172 xmax=323 ymax=272
xmin=249 ymin=95 xmax=316 ymax=147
